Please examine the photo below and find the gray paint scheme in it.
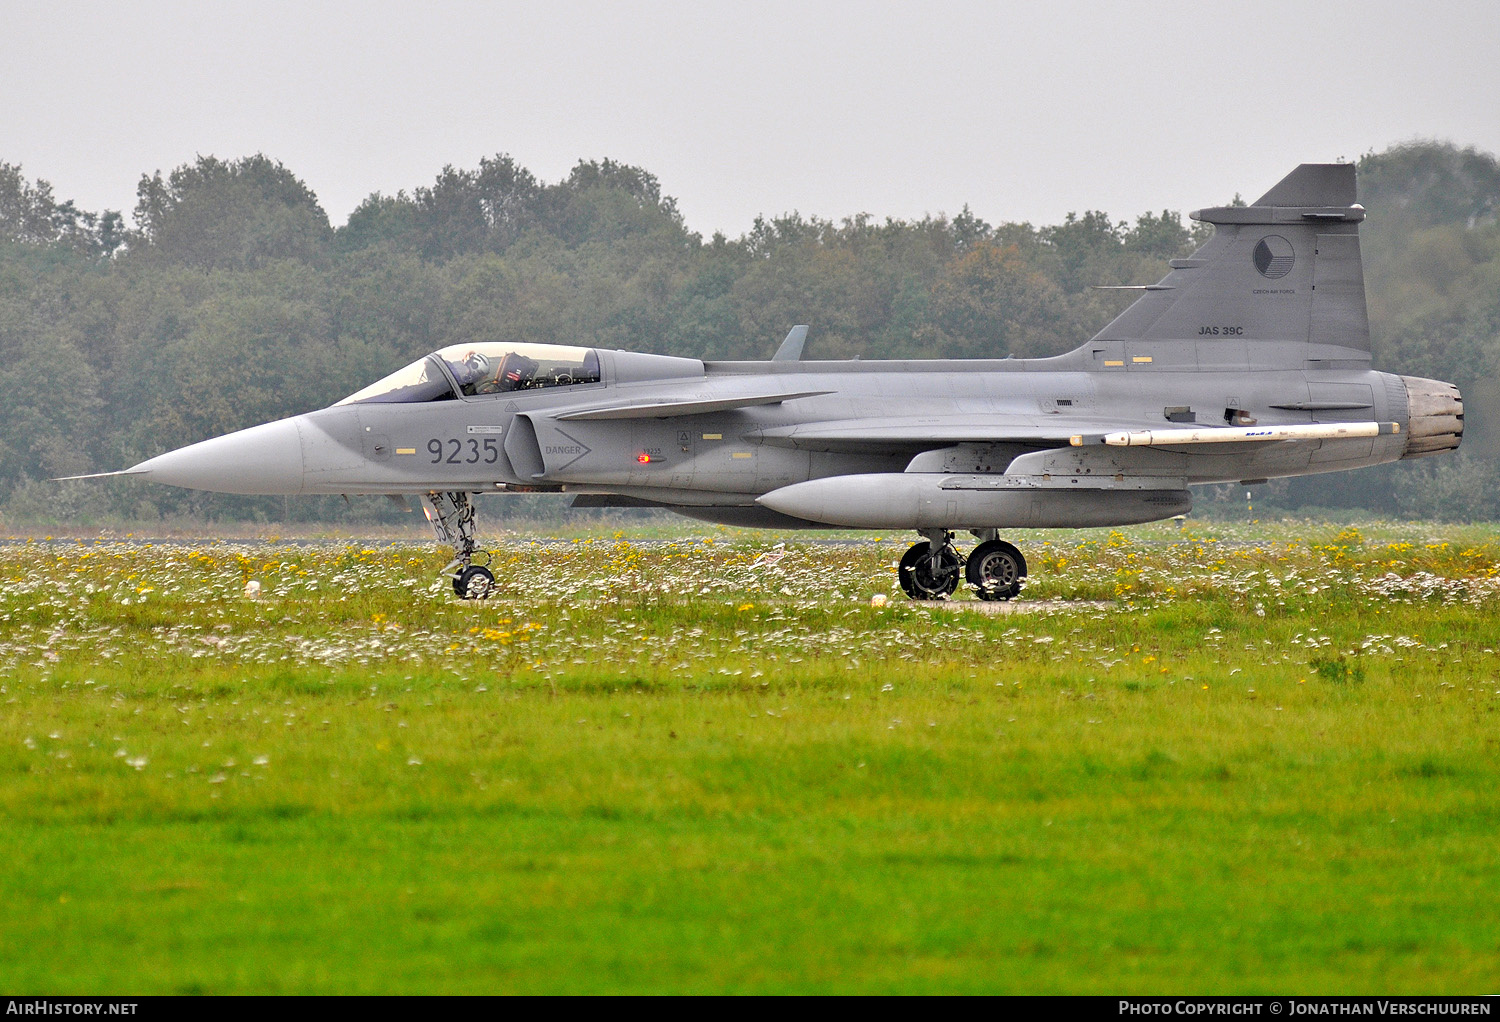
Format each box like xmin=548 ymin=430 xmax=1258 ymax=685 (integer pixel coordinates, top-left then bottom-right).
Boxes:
xmin=107 ymin=164 xmax=1462 ymax=543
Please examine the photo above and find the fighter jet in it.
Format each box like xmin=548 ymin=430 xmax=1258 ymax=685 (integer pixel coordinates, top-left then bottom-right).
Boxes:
xmin=69 ymin=164 xmax=1463 ymax=600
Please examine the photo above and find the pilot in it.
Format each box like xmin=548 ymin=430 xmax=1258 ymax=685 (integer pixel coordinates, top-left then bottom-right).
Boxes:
xmin=449 ymin=351 xmax=491 ymax=393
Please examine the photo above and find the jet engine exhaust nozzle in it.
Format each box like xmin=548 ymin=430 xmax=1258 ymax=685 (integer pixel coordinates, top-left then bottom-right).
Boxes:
xmin=1401 ymin=377 xmax=1464 ymax=459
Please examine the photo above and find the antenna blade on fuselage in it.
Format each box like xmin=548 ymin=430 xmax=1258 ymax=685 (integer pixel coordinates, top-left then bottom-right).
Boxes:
xmin=772 ymin=325 xmax=809 ymax=361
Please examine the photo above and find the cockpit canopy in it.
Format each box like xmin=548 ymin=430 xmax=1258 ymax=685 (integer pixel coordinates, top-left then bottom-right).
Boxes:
xmin=337 ymin=343 xmax=601 ymax=405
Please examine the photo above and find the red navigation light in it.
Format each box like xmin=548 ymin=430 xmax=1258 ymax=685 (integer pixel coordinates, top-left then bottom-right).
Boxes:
xmin=637 ymin=453 xmax=651 ymax=464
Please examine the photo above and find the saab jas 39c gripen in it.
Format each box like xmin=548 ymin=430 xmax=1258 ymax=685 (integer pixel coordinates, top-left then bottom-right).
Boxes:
xmin=69 ymin=164 xmax=1463 ymax=600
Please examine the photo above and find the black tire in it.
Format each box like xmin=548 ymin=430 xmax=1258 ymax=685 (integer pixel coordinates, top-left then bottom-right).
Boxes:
xmin=966 ymin=540 xmax=1026 ymax=601
xmin=898 ymin=541 xmax=962 ymax=600
xmin=454 ymin=565 xmax=496 ymax=600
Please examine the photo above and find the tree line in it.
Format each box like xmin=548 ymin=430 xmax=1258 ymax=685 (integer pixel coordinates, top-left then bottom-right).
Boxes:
xmin=1 ymin=141 xmax=1496 ymax=525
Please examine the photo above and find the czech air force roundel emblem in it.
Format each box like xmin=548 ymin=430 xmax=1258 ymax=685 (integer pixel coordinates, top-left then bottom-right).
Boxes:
xmin=1253 ymin=235 xmax=1295 ymax=279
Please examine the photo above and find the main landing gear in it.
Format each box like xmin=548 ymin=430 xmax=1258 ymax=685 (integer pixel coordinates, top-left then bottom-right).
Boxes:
xmin=423 ymin=491 xmax=495 ymax=599
xmin=897 ymin=529 xmax=1027 ymax=602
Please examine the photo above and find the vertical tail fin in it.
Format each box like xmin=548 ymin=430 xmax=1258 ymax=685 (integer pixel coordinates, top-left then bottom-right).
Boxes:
xmin=1090 ymin=164 xmax=1370 ymax=366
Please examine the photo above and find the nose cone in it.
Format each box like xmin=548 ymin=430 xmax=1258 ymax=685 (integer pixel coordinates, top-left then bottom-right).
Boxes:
xmin=130 ymin=417 xmax=307 ymax=494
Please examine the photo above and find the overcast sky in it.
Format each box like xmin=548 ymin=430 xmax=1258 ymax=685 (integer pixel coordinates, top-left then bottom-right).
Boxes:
xmin=4 ymin=0 xmax=1498 ymax=237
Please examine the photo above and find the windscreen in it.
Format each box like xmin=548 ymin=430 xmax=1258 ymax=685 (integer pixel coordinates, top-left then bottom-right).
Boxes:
xmin=335 ymin=356 xmax=456 ymax=405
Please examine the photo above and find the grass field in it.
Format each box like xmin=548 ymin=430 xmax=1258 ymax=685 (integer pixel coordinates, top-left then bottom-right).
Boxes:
xmin=2 ymin=519 xmax=1498 ymax=993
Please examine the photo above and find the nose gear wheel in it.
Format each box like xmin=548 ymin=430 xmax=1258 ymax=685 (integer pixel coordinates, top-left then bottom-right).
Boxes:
xmin=454 ymin=564 xmax=496 ymax=599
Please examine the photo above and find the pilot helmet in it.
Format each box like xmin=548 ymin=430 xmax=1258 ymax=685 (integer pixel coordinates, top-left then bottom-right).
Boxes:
xmin=450 ymin=351 xmax=489 ymax=387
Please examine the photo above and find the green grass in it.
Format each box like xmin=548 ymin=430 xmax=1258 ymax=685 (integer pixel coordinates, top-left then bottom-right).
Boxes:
xmin=2 ymin=519 xmax=1498 ymax=992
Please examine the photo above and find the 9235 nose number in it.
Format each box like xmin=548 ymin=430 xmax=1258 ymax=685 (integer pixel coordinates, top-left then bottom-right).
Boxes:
xmin=428 ymin=438 xmax=501 ymax=464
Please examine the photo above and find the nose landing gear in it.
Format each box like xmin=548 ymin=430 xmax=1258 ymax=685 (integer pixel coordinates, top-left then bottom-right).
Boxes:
xmin=423 ymin=491 xmax=496 ymax=599
xmin=896 ymin=530 xmax=1027 ymax=602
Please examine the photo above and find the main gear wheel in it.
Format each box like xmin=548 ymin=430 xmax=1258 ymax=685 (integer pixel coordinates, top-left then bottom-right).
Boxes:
xmin=898 ymin=540 xmax=963 ymax=600
xmin=966 ymin=540 xmax=1026 ymax=601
